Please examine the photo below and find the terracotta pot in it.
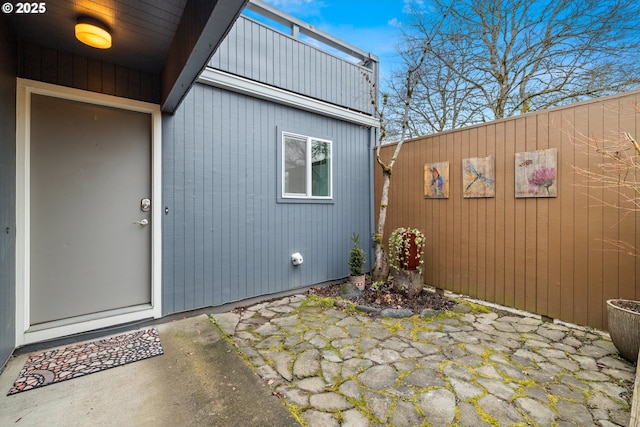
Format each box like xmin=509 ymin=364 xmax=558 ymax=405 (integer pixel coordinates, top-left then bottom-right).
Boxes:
xmin=606 ymin=299 xmax=640 ymax=363
xmin=349 ymin=274 xmax=366 ymax=290
xmin=399 ymin=231 xmax=420 ymax=271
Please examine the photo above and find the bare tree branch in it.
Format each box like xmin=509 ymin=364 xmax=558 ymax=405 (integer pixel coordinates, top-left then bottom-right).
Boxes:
xmin=386 ymin=0 xmax=640 ymax=136
xmin=571 ymin=119 xmax=640 ymax=255
xmin=371 ymin=0 xmax=455 ymax=281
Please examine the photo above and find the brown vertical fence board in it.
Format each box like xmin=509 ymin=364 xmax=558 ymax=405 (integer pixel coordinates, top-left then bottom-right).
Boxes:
xmin=468 ymin=127 xmax=481 ymax=297
xmin=427 ymin=137 xmax=435 ymax=285
xmin=524 ymin=115 xmax=539 ymax=313
xmin=402 ymin=139 xmax=412 ymax=226
xmin=452 ymin=131 xmax=463 ymax=293
xmin=424 ymin=138 xmax=434 ymax=285
xmin=587 ymin=102 xmax=605 ymax=329
xmin=422 ymin=138 xmax=431 ymax=283
xmin=504 ymin=120 xmax=517 ymax=308
xmin=415 ymin=140 xmax=425 ymax=273
xmin=468 ymin=127 xmax=482 ymax=298
xmin=485 ymin=123 xmax=497 ymax=302
xmin=573 ymin=105 xmax=590 ymax=326
xmin=445 ymin=132 xmax=456 ymax=288
xmin=460 ymin=129 xmax=471 ymax=295
xmin=513 ymin=118 xmax=527 ymax=310
xmin=481 ymin=125 xmax=494 ymax=301
xmin=479 ymin=126 xmax=489 ymax=301
xmin=560 ymin=108 xmax=576 ymax=322
xmin=635 ymin=94 xmax=640 ymax=302
xmin=547 ymin=110 xmax=563 ymax=320
xmin=469 ymin=128 xmax=479 ymax=296
xmin=633 ymin=96 xmax=640 ymax=301
xmin=425 ymin=139 xmax=436 ymax=284
xmin=601 ymin=99 xmax=621 ymax=327
xmin=417 ymin=137 xmax=427 ymax=233
xmin=494 ymin=122 xmax=507 ymax=305
xmin=535 ymin=113 xmax=550 ymax=317
xmin=524 ymin=195 xmax=537 ymax=314
xmin=436 ymin=134 xmax=447 ymax=287
xmin=607 ymin=99 xmax=640 ymax=299
xmin=421 ymin=140 xmax=430 ymax=283
xmin=396 ymin=142 xmax=407 ymax=225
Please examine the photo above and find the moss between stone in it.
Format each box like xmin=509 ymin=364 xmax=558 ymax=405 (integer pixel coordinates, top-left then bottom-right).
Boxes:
xmin=409 ymin=321 xmax=431 ymax=340
xmin=282 ymin=400 xmax=306 ymax=425
xmin=456 ymin=299 xmax=492 ymax=314
xmin=300 ymin=295 xmax=335 ymax=309
xmin=341 ymin=393 xmax=381 ymax=425
xmin=381 ymin=319 xmax=405 ymax=334
xmin=468 ymin=395 xmax=500 ymax=426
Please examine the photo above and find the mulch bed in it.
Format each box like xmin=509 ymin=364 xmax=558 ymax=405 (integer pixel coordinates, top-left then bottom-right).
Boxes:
xmin=307 ymin=280 xmax=457 ymax=314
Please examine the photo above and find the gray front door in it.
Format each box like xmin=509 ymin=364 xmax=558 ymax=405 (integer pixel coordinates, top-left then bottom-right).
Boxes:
xmin=29 ymin=94 xmax=152 ymax=325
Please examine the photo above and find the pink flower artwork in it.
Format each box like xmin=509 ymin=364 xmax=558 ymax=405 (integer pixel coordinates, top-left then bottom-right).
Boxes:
xmin=528 ymin=167 xmax=556 ymax=195
xmin=515 ymin=148 xmax=558 ymax=197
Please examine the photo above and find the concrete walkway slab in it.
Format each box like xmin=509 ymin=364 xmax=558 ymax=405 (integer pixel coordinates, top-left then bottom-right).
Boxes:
xmin=0 ymin=315 xmax=299 ymax=427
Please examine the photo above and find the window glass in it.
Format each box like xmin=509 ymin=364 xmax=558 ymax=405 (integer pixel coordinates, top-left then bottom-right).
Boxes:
xmin=311 ymin=140 xmax=330 ymax=197
xmin=282 ymin=132 xmax=332 ymax=200
xmin=284 ymin=135 xmax=307 ymax=195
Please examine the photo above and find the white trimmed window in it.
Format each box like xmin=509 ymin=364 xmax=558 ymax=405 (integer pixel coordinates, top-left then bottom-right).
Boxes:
xmin=282 ymin=132 xmax=332 ymax=199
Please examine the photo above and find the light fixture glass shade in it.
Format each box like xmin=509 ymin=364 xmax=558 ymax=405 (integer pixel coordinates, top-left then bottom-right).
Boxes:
xmin=75 ymin=22 xmax=111 ymax=49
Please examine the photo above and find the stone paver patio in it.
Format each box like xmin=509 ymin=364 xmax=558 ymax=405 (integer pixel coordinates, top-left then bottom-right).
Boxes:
xmin=213 ymin=294 xmax=635 ymax=427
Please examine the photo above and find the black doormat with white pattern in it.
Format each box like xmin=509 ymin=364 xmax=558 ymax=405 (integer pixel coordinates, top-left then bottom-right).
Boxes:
xmin=8 ymin=328 xmax=163 ymax=395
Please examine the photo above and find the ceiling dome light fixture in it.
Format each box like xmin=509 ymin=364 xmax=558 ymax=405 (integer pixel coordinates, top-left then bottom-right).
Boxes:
xmin=75 ymin=18 xmax=111 ymax=49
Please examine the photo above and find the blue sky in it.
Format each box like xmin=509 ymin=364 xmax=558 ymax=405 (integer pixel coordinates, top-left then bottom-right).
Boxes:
xmin=243 ymin=0 xmax=414 ymax=83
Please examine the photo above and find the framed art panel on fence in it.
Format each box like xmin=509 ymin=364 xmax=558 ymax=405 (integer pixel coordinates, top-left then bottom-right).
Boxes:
xmin=463 ymin=155 xmax=495 ymax=198
xmin=424 ymin=161 xmax=449 ymax=198
xmin=515 ymin=148 xmax=558 ymax=197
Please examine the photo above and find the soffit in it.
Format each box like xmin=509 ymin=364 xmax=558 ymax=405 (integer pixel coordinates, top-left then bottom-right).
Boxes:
xmin=6 ymin=0 xmax=186 ymax=73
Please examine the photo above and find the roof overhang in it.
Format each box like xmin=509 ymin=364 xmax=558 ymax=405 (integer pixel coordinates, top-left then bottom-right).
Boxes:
xmin=162 ymin=0 xmax=248 ymax=113
xmin=3 ymin=0 xmax=248 ymax=113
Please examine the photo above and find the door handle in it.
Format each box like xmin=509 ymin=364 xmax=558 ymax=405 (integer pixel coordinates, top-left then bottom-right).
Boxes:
xmin=133 ymin=219 xmax=149 ymax=227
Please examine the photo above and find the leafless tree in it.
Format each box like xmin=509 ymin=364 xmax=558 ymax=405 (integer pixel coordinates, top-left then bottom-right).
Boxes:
xmin=371 ymin=2 xmax=454 ymax=281
xmin=387 ymin=0 xmax=640 ymax=136
xmin=384 ymin=30 xmax=483 ymax=139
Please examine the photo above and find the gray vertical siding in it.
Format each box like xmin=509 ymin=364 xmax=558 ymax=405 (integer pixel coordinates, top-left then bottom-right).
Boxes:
xmin=17 ymin=43 xmax=161 ymax=104
xmin=209 ymin=16 xmax=374 ymax=115
xmin=0 ymin=17 xmax=16 ymax=368
xmin=162 ymin=84 xmax=372 ymax=314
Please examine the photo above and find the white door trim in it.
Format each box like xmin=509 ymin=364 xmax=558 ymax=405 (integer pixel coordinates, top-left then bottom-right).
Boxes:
xmin=15 ymin=78 xmax=162 ymax=346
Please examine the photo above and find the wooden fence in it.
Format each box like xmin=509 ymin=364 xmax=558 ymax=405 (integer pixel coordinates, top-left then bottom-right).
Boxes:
xmin=374 ymin=91 xmax=640 ymax=331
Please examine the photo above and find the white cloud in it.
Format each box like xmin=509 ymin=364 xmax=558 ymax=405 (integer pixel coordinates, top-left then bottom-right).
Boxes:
xmin=402 ymin=0 xmax=426 ymax=14
xmin=387 ymin=17 xmax=402 ymax=28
